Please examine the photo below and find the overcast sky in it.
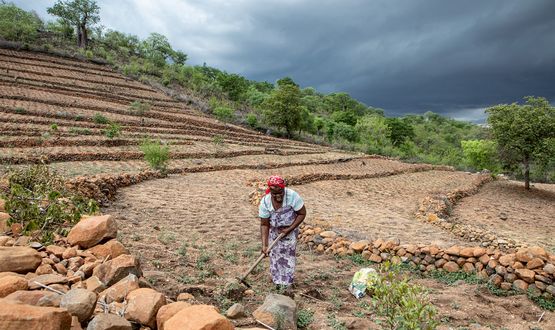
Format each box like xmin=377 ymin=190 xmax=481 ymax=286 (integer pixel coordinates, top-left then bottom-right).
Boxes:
xmin=14 ymin=0 xmax=555 ymax=122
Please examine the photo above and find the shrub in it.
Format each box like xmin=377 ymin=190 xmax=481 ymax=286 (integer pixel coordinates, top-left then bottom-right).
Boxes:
xmin=213 ymin=106 xmax=235 ymax=122
xmin=246 ymin=113 xmax=258 ymax=128
xmin=212 ymin=135 xmax=224 ymax=146
xmin=0 ymin=3 xmax=42 ymax=42
xmin=140 ymin=138 xmax=170 ymax=171
xmin=49 ymin=124 xmax=59 ymax=132
xmin=370 ymin=262 xmax=438 ymax=329
xmin=297 ymin=309 xmax=314 ymax=328
xmin=93 ymin=113 xmax=110 ymax=124
xmin=14 ymin=107 xmax=26 ymax=114
xmin=69 ymin=127 xmax=93 ymax=135
xmin=103 ymin=122 xmax=121 ymax=139
xmin=129 ymin=100 xmax=150 ymax=115
xmin=461 ymin=139 xmax=500 ymax=172
xmin=2 ymin=165 xmax=98 ymax=243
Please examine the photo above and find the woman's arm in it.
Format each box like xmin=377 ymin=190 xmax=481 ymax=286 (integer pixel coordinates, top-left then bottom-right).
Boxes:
xmin=260 ymin=218 xmax=270 ymax=256
xmin=279 ymin=205 xmax=306 ymax=236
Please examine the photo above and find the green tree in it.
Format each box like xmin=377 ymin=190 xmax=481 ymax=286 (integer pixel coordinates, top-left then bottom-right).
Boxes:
xmin=47 ymin=0 xmax=100 ymax=48
xmin=0 ymin=3 xmax=43 ymax=42
xmin=386 ymin=117 xmax=415 ymax=146
xmin=356 ymin=115 xmax=392 ymax=153
xmin=486 ymin=96 xmax=555 ymax=189
xmin=262 ymin=81 xmax=304 ymax=137
xmin=217 ymin=73 xmax=248 ymax=102
xmin=461 ymin=140 xmax=500 ymax=172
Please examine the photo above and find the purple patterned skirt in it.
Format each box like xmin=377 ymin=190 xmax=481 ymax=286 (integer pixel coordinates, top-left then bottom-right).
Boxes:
xmin=269 ymin=205 xmax=298 ymax=285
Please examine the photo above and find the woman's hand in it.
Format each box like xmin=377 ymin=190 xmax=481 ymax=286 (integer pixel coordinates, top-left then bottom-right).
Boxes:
xmin=278 ymin=226 xmax=291 ymax=235
xmin=261 ymin=245 xmax=269 ymax=257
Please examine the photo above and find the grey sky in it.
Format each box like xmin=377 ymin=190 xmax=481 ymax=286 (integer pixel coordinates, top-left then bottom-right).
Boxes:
xmin=13 ymin=0 xmax=555 ymax=122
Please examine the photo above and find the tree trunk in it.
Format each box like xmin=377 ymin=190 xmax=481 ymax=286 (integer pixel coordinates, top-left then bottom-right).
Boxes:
xmin=79 ymin=24 xmax=88 ymax=48
xmin=76 ymin=28 xmax=82 ymax=47
xmin=524 ymin=156 xmax=530 ymax=190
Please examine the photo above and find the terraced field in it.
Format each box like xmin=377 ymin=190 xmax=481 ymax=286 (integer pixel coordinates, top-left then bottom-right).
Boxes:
xmin=2 ymin=47 xmax=554 ymax=329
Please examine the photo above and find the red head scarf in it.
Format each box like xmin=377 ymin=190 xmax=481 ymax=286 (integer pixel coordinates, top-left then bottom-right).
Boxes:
xmin=265 ymin=175 xmax=285 ymax=194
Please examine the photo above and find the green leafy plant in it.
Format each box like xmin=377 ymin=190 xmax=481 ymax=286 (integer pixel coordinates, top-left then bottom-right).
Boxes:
xmin=428 ymin=270 xmax=483 ymax=286
xmin=212 ymin=134 xmax=225 ymax=146
xmin=370 ymin=262 xmax=438 ymax=330
xmin=103 ymin=122 xmax=121 ymax=139
xmin=213 ymin=105 xmax=235 ymax=122
xmin=93 ymin=113 xmax=110 ymax=124
xmin=297 ymin=309 xmax=314 ymax=328
xmin=246 ymin=113 xmax=258 ymax=128
xmin=129 ymin=100 xmax=151 ymax=115
xmin=2 ymin=165 xmax=98 ymax=243
xmin=140 ymin=138 xmax=170 ymax=172
xmin=14 ymin=107 xmax=26 ymax=114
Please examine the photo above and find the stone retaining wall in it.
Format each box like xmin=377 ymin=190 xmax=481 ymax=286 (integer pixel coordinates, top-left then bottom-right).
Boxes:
xmin=298 ymin=223 xmax=555 ymax=298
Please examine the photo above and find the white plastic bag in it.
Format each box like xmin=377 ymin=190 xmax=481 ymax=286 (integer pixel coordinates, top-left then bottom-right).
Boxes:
xmin=348 ymin=267 xmax=378 ymax=298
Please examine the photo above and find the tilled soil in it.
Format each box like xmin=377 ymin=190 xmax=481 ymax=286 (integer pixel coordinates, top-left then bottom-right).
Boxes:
xmin=103 ymin=167 xmax=555 ymax=329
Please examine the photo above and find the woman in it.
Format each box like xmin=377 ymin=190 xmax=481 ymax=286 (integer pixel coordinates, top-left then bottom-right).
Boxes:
xmin=259 ymin=175 xmax=307 ymax=289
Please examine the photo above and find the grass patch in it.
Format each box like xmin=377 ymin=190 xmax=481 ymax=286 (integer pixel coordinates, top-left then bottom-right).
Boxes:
xmin=157 ymin=231 xmax=176 ymax=245
xmin=297 ymin=309 xmax=314 ymax=329
xmin=93 ymin=113 xmax=110 ymax=124
xmin=140 ymin=138 xmax=170 ymax=172
xmin=428 ymin=270 xmax=483 ymax=286
xmin=129 ymin=100 xmax=151 ymax=115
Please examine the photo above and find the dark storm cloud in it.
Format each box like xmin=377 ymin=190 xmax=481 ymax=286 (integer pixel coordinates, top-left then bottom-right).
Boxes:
xmin=14 ymin=0 xmax=555 ymax=121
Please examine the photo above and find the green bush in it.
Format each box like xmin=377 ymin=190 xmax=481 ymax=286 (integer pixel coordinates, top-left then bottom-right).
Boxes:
xmin=461 ymin=139 xmax=500 ymax=172
xmin=2 ymin=165 xmax=98 ymax=243
xmin=370 ymin=262 xmax=438 ymax=329
xmin=103 ymin=122 xmax=121 ymax=139
xmin=140 ymin=138 xmax=170 ymax=171
xmin=297 ymin=309 xmax=314 ymax=328
xmin=0 ymin=3 xmax=42 ymax=42
xmin=93 ymin=113 xmax=110 ymax=124
xmin=129 ymin=100 xmax=151 ymax=115
xmin=213 ymin=106 xmax=235 ymax=122
xmin=246 ymin=113 xmax=258 ymax=128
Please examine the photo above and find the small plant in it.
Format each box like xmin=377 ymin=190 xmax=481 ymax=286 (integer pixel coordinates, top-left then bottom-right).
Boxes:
xmin=177 ymin=243 xmax=188 ymax=257
xmin=370 ymin=262 xmax=438 ymax=330
xmin=140 ymin=138 xmax=170 ymax=172
xmin=327 ymin=314 xmax=347 ymax=330
xmin=103 ymin=122 xmax=121 ymax=139
xmin=74 ymin=114 xmax=84 ymax=121
xmin=212 ymin=134 xmax=225 ymax=146
xmin=152 ymin=259 xmax=162 ymax=269
xmin=69 ymin=127 xmax=93 ymax=135
xmin=528 ymin=292 xmax=555 ymax=311
xmin=297 ymin=309 xmax=314 ymax=328
xmin=93 ymin=113 xmax=110 ymax=124
xmin=129 ymin=100 xmax=151 ymax=116
xmin=157 ymin=231 xmax=176 ymax=245
xmin=213 ymin=106 xmax=235 ymax=122
xmin=2 ymin=165 xmax=98 ymax=243
xmin=14 ymin=107 xmax=26 ymax=114
xmin=49 ymin=124 xmax=59 ymax=133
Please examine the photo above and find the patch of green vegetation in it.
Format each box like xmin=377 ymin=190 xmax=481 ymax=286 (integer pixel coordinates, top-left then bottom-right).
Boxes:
xmin=129 ymin=100 xmax=151 ymax=115
xmin=14 ymin=107 xmax=26 ymax=114
xmin=69 ymin=127 xmax=93 ymax=135
xmin=177 ymin=275 xmax=195 ymax=284
xmin=528 ymin=292 xmax=555 ymax=311
xmin=140 ymin=138 xmax=170 ymax=172
xmin=428 ymin=270 xmax=483 ymax=286
xmin=326 ymin=314 xmax=347 ymax=330
xmin=93 ymin=113 xmax=110 ymax=124
xmin=103 ymin=122 xmax=121 ymax=139
xmin=2 ymin=164 xmax=98 ymax=244
xmin=157 ymin=231 xmax=175 ymax=245
xmin=297 ymin=309 xmax=314 ymax=329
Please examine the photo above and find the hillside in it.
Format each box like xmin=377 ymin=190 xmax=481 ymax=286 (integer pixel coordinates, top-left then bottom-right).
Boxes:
xmin=1 ymin=47 xmax=554 ymax=329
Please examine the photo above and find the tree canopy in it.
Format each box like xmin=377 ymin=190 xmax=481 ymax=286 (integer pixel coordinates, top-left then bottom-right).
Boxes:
xmin=47 ymin=0 xmax=100 ymax=48
xmin=262 ymin=80 xmax=305 ymax=137
xmin=486 ymin=96 xmax=555 ymax=189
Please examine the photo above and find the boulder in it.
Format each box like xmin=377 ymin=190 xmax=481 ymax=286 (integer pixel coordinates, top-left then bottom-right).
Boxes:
xmin=512 ymin=280 xmax=529 ymax=292
xmin=544 ymin=263 xmax=555 ymax=275
xmin=4 ymin=290 xmax=58 ymax=306
xmin=99 ymin=274 xmax=140 ymax=303
xmin=176 ymin=293 xmax=195 ymax=301
xmin=226 ymin=303 xmax=246 ymax=319
xmin=349 ymin=240 xmax=369 ymax=252
xmin=319 ymin=231 xmax=336 ymax=238
xmin=28 ymin=274 xmax=68 ymax=289
xmin=63 ymin=247 xmax=78 ymax=260
xmin=46 ymin=245 xmax=66 ymax=258
xmin=0 ymin=246 xmax=41 ymax=273
xmin=60 ymin=288 xmax=97 ymax=323
xmin=498 ymin=254 xmax=514 ymax=267
xmin=84 ymin=276 xmax=106 ymax=294
xmin=515 ymin=269 xmax=535 ymax=283
xmin=67 ymin=215 xmax=117 ymax=249
xmin=0 ymin=275 xmax=28 ymax=297
xmin=93 ymin=254 xmax=141 ymax=286
xmin=443 ymin=261 xmax=460 ymax=273
xmin=86 ymin=313 xmax=132 ymax=330
xmin=526 ymin=258 xmax=545 ymax=270
xmin=445 ymin=246 xmax=460 ymax=256
xmin=165 ymin=305 xmax=234 ymax=330
xmin=0 ymin=300 xmax=72 ymax=330
xmin=459 ymin=247 xmax=474 ymax=258
xmin=87 ymin=240 xmax=128 ymax=259
xmin=253 ymin=293 xmax=297 ymax=330
xmin=124 ymin=288 xmax=166 ymax=329
xmin=156 ymin=301 xmax=191 ymax=330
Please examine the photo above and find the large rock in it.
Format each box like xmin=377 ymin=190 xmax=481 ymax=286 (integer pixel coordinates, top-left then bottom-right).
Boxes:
xmin=99 ymin=274 xmax=140 ymax=303
xmin=84 ymin=276 xmax=106 ymax=294
xmin=349 ymin=240 xmax=369 ymax=252
xmin=226 ymin=303 xmax=246 ymax=319
xmin=165 ymin=305 xmax=234 ymax=330
xmin=124 ymin=288 xmax=166 ymax=328
xmin=0 ymin=300 xmax=72 ymax=330
xmin=4 ymin=290 xmax=58 ymax=306
xmin=87 ymin=314 xmax=132 ymax=330
xmin=87 ymin=240 xmax=128 ymax=259
xmin=156 ymin=301 xmax=191 ymax=330
xmin=0 ymin=275 xmax=28 ymax=297
xmin=253 ymin=293 xmax=297 ymax=330
xmin=526 ymin=258 xmax=545 ymax=270
xmin=515 ymin=269 xmax=536 ymax=283
xmin=28 ymin=273 xmax=68 ymax=289
xmin=443 ymin=261 xmax=460 ymax=273
xmin=60 ymin=288 xmax=97 ymax=323
xmin=93 ymin=254 xmax=141 ymax=286
xmin=0 ymin=212 xmax=9 ymax=233
xmin=67 ymin=215 xmax=117 ymax=249
xmin=0 ymin=246 xmax=41 ymax=273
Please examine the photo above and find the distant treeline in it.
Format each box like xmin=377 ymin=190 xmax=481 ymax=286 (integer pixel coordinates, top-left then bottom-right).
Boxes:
xmin=1 ymin=1 xmax=553 ymax=184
